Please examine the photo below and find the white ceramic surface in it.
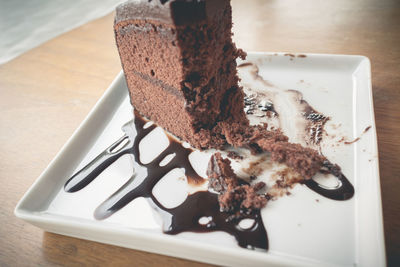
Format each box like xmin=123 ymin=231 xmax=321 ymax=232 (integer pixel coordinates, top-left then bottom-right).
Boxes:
xmin=15 ymin=53 xmax=385 ymax=267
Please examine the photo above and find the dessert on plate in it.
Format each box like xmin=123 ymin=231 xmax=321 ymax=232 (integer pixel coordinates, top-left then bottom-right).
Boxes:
xmin=65 ymin=0 xmax=354 ymax=251
xmin=114 ymin=0 xmax=328 ymax=180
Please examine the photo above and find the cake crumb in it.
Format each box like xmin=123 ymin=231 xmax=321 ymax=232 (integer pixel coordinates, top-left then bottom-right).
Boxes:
xmin=217 ymin=121 xmax=326 ymax=179
xmin=227 ymin=151 xmax=243 ymax=160
xmin=242 ymin=155 xmax=271 ymax=177
xmin=207 ymin=153 xmax=268 ymax=216
xmin=344 ymin=137 xmax=360 ymax=145
xmin=284 ymin=53 xmax=295 ymax=57
xmin=363 ymin=125 xmax=371 ymax=133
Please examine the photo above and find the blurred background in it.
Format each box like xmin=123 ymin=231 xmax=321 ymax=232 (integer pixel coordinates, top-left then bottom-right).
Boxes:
xmin=0 ymin=0 xmax=124 ymax=64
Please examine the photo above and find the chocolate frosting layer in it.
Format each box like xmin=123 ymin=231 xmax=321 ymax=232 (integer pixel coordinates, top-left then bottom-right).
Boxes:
xmin=115 ymin=0 xmax=226 ymax=25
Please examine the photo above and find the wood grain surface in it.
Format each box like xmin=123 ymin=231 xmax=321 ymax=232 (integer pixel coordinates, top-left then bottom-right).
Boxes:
xmin=0 ymin=0 xmax=399 ymax=266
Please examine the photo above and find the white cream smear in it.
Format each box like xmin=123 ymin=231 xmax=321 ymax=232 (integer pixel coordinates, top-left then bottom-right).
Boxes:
xmin=238 ymin=62 xmax=329 ymax=152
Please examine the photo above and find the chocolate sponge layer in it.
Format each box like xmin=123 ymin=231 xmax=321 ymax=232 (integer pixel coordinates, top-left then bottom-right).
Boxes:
xmin=114 ymin=0 xmax=246 ymax=149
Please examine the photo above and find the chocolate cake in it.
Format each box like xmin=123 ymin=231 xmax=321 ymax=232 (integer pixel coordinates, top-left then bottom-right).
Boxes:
xmin=207 ymin=152 xmax=268 ymax=215
xmin=114 ymin=0 xmax=347 ymax=211
xmin=217 ymin=121 xmax=326 ymax=178
xmin=115 ymin=0 xmax=246 ymax=149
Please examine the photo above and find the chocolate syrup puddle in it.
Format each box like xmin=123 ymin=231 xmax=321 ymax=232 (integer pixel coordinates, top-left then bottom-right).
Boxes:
xmin=306 ymin=161 xmax=354 ymax=200
xmin=148 ymin=191 xmax=267 ymax=249
xmin=65 ymin=110 xmax=268 ymax=250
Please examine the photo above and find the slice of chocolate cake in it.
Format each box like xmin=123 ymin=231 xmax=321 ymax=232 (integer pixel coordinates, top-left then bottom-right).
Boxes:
xmin=114 ymin=0 xmax=331 ymax=182
xmin=115 ymin=0 xmax=246 ymax=149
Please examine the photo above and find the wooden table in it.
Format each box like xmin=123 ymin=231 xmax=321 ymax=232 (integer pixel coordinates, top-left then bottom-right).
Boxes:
xmin=1 ymin=0 xmax=399 ymax=266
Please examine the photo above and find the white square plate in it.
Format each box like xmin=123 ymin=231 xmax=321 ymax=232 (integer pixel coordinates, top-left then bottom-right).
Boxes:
xmin=15 ymin=52 xmax=385 ymax=267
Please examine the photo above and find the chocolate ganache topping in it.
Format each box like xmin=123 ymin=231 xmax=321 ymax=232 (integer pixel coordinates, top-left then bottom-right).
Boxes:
xmin=115 ymin=0 xmax=225 ymax=26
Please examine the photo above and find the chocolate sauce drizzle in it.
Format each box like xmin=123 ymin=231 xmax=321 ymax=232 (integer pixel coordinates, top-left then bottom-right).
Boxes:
xmin=65 ymin=110 xmax=268 ymax=250
xmin=65 ymin=110 xmax=354 ymax=251
xmin=305 ymin=162 xmax=354 ymax=200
